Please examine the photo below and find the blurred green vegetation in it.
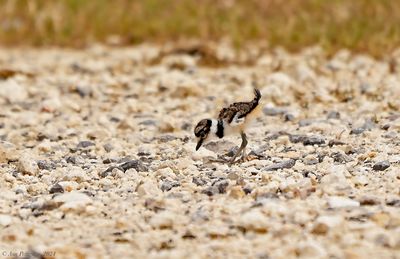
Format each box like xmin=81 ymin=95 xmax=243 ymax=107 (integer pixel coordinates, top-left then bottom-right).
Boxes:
xmin=0 ymin=0 xmax=399 ymax=56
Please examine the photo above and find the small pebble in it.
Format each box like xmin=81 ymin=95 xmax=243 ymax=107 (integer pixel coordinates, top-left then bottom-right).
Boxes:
xmin=327 ymin=196 xmax=360 ymax=209
xmin=373 ymin=161 xmax=390 ymax=171
xmin=263 ymin=159 xmax=296 ymax=171
xmin=49 ymin=183 xmax=64 ymax=194
xmin=77 ymin=141 xmax=95 ymax=148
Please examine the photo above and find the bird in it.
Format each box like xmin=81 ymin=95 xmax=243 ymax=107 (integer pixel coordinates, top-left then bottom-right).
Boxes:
xmin=194 ymin=88 xmax=262 ymax=164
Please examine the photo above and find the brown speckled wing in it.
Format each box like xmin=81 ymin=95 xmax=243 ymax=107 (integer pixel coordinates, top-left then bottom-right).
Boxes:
xmin=218 ymin=102 xmax=253 ymax=123
xmin=218 ymin=89 xmax=261 ymax=123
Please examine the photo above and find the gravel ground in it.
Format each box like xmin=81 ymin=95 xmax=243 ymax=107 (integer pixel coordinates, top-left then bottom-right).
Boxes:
xmin=0 ymin=45 xmax=399 ymax=259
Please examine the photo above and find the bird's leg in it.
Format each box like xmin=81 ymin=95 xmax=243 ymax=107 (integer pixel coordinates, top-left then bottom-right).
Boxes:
xmin=240 ymin=132 xmax=248 ymax=161
xmin=241 ymin=146 xmax=247 ymax=161
xmin=229 ymin=132 xmax=248 ymax=165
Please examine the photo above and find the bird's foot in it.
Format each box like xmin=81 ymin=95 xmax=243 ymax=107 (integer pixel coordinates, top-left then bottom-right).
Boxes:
xmin=228 ymin=154 xmax=258 ymax=165
xmin=205 ymin=157 xmax=227 ymax=164
xmin=228 ymin=156 xmax=246 ymax=165
xmin=228 ymin=158 xmax=237 ymax=166
xmin=239 ymin=155 xmax=249 ymax=162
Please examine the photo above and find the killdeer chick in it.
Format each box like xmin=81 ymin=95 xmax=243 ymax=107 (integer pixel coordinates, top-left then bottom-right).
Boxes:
xmin=194 ymin=88 xmax=261 ymax=164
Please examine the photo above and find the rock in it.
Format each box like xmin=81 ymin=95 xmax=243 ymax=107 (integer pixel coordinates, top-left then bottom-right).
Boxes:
xmin=192 ymin=177 xmax=207 ymax=186
xmin=298 ymin=119 xmax=314 ymax=127
xmin=103 ymin=160 xmax=120 ymax=170
xmin=381 ymin=124 xmax=390 ymax=130
xmin=0 ymin=141 xmax=19 ymax=163
xmin=27 ymin=182 xmax=47 ymax=195
xmin=170 ymin=86 xmax=202 ymax=99
xmin=386 ymin=199 xmax=400 ymax=207
xmin=160 ymin=180 xmax=180 ymax=192
xmin=14 ymin=185 xmax=27 ymax=194
xmin=302 ymin=136 xmax=326 ymax=146
xmin=101 ymin=159 xmax=147 ymax=177
xmin=49 ymin=183 xmax=64 ymax=194
xmin=86 ymin=129 xmax=110 ymax=140
xmin=229 ymin=186 xmax=245 ymax=199
xmin=243 ymin=186 xmax=252 ymax=195
xmin=120 ymin=160 xmax=147 ymax=172
xmin=136 ymin=180 xmax=161 ymax=197
xmin=383 ymin=131 xmax=397 ymax=139
xmin=150 ymin=211 xmax=175 ymax=229
xmin=263 ymin=159 xmax=295 ymax=171
xmin=327 ymin=111 xmax=341 ymax=119
xmin=0 ymin=214 xmax=13 ymax=227
xmin=41 ymin=97 xmax=62 ymax=112
xmin=296 ymin=241 xmax=327 ymax=258
xmin=279 ymin=177 xmax=298 ymax=193
xmin=312 ymin=215 xmax=344 ymax=235
xmin=53 ymin=191 xmax=91 ymax=203
xmin=63 ymin=167 xmax=88 ymax=183
xmin=204 ymin=140 xmax=236 ymax=153
xmin=66 ymin=156 xmax=84 ymax=165
xmin=289 ymin=135 xmax=325 ymax=146
xmin=262 ymin=106 xmax=286 ymax=116
xmin=77 ymin=140 xmax=95 ymax=149
xmin=53 ymin=192 xmax=92 ymax=213
xmin=75 ymin=85 xmax=92 ymax=98
xmin=327 ymin=196 xmax=360 ymax=209
xmin=139 ymin=119 xmax=157 ymax=126
xmin=103 ymin=143 xmax=114 ymax=152
xmin=144 ymin=198 xmax=165 ymax=212
xmin=373 ymin=160 xmax=390 ymax=171
xmin=358 ymin=196 xmax=380 ymax=206
xmin=37 ymin=160 xmax=56 ymax=170
xmin=227 ymin=172 xmax=239 ymax=180
xmin=162 ymin=54 xmax=196 ymax=70
xmin=331 ymin=152 xmax=352 ymax=163
xmin=0 ymin=79 xmax=28 ymax=103
xmin=58 ymin=181 xmax=79 ymax=192
xmin=350 ymin=118 xmax=376 ymax=135
xmin=362 ymin=118 xmax=376 ymax=130
xmin=350 ymin=127 xmax=365 ymax=135
xmin=156 ymin=167 xmax=175 ymax=179
xmin=238 ymin=210 xmax=269 ymax=232
xmin=99 ymin=178 xmax=113 ymax=188
xmin=226 ymin=146 xmax=240 ymax=157
xmin=303 ymin=155 xmax=319 ymax=165
xmin=202 ymin=186 xmax=219 ymax=196
xmin=18 ymin=152 xmax=39 ymax=175
xmin=207 ymin=225 xmax=230 ymax=238
xmin=328 ymin=139 xmax=346 ymax=146
xmin=39 ymin=200 xmax=60 ymax=211
xmin=283 ymin=113 xmax=295 ymax=121
xmin=64 ymin=99 xmax=81 ymax=111
xmin=157 ymin=134 xmax=178 ymax=142
xmin=158 ymin=122 xmax=175 ymax=133
xmin=212 ymin=179 xmax=229 ymax=194
xmin=371 ymin=212 xmax=391 ymax=228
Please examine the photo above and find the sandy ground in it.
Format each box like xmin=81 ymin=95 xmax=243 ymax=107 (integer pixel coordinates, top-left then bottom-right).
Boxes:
xmin=0 ymin=44 xmax=399 ymax=259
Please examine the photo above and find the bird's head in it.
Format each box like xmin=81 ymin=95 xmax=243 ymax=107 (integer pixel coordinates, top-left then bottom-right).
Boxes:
xmin=194 ymin=119 xmax=212 ymax=151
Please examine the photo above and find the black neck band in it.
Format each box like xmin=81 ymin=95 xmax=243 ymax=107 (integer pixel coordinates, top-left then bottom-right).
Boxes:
xmin=216 ymin=120 xmax=224 ymax=138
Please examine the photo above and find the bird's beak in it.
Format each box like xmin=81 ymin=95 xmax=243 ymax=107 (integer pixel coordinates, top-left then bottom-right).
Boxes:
xmin=195 ymin=138 xmax=204 ymax=151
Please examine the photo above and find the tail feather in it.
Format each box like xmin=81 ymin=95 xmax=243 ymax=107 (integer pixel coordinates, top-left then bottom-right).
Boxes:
xmin=251 ymin=88 xmax=261 ymax=107
xmin=253 ymin=88 xmax=261 ymax=102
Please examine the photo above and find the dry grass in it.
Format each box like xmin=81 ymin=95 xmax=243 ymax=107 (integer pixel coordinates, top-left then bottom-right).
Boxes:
xmin=1 ymin=0 xmax=400 ymax=56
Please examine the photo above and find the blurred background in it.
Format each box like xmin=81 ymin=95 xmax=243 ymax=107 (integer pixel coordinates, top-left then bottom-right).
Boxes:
xmin=1 ymin=0 xmax=400 ymax=56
